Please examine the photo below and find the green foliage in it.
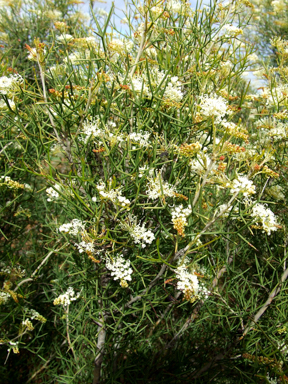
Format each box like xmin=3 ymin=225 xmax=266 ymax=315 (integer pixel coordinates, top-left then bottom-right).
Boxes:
xmin=1 ymin=0 xmax=288 ymax=383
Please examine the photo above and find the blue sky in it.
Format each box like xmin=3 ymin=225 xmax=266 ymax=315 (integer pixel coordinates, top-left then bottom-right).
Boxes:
xmin=84 ymin=0 xmax=200 ymax=17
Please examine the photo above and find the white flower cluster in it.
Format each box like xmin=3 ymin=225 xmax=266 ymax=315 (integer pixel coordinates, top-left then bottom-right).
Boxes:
xmin=81 ymin=117 xmax=103 ymax=143
xmin=27 ymin=47 xmax=47 ymax=61
xmin=264 ymin=84 xmax=288 ymax=107
xmin=151 ymin=6 xmax=164 ymax=17
xmin=96 ymin=181 xmax=130 ymax=207
xmin=0 ymin=291 xmax=10 ymax=305
xmin=251 ymin=203 xmax=279 ymax=235
xmin=266 ymin=185 xmax=285 ymax=201
xmin=147 ymin=172 xmax=176 ymax=199
xmin=217 ymin=203 xmax=239 ymax=218
xmin=166 ymin=0 xmax=182 ymax=13
xmin=28 ymin=308 xmax=46 ymax=322
xmin=190 ymin=153 xmax=215 ymax=175
xmin=22 ymin=318 xmax=34 ymax=331
xmin=0 ymin=99 xmax=16 ymax=111
xmin=129 ymin=221 xmax=155 ymax=248
xmin=222 ymin=24 xmax=243 ymax=36
xmin=75 ymin=241 xmax=94 ymax=254
xmin=81 ymin=118 xmax=124 ymax=145
xmin=64 ymin=52 xmax=82 ymax=65
xmin=58 ymin=219 xmax=84 ymax=236
xmin=0 ymin=74 xmax=23 ymax=95
xmin=129 ymin=131 xmax=150 ymax=147
xmin=139 ymin=165 xmax=152 ymax=178
xmin=46 ymin=184 xmax=61 ymax=202
xmin=171 ymin=204 xmax=192 ymax=225
xmin=199 ymin=94 xmax=231 ymax=123
xmin=130 ymin=76 xmax=151 ymax=97
xmin=0 ymin=175 xmax=24 ymax=189
xmin=228 ymin=175 xmax=256 ymax=197
xmin=46 ymin=9 xmax=62 ymax=20
xmin=73 ymin=36 xmax=98 ymax=49
xmin=163 ymin=76 xmax=183 ymax=102
xmin=8 ymin=341 xmax=19 ymax=354
xmin=53 ymin=287 xmax=80 ymax=306
xmin=271 ymin=0 xmax=286 ymax=12
xmin=106 ymin=255 xmax=132 ymax=287
xmin=267 ymin=122 xmax=288 ymax=140
xmin=248 ymin=53 xmax=259 ymax=63
xmin=108 ymin=38 xmax=133 ymax=53
xmin=57 ymin=34 xmax=74 ymax=43
xmin=175 ymin=265 xmax=199 ymax=295
xmin=22 ymin=307 xmax=47 ymax=332
xmin=121 ymin=69 xmax=183 ymax=102
xmin=0 ymin=262 xmax=26 ymax=277
xmin=97 ymin=8 xmax=108 ymax=17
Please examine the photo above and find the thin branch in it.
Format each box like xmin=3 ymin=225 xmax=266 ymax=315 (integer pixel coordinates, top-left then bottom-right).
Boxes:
xmin=242 ymin=266 xmax=288 ymax=337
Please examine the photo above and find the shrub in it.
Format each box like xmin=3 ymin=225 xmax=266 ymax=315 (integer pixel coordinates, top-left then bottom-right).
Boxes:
xmin=1 ymin=0 xmax=288 ymax=383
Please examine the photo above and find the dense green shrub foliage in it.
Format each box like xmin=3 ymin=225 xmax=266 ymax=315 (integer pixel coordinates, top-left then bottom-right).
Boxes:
xmin=1 ymin=0 xmax=288 ymax=383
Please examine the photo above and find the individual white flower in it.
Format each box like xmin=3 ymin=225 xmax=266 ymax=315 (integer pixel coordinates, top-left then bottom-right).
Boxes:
xmin=106 ymin=254 xmax=132 ymax=287
xmin=0 ymin=262 xmax=25 ymax=277
xmin=24 ymin=183 xmax=32 ymax=192
xmin=70 ymin=11 xmax=91 ymax=24
xmin=251 ymin=203 xmax=279 ymax=235
xmin=122 ymin=215 xmax=155 ymax=248
xmin=147 ymin=172 xmax=176 ymax=199
xmin=53 ymin=287 xmax=80 ymax=306
xmin=58 ymin=219 xmax=84 ymax=236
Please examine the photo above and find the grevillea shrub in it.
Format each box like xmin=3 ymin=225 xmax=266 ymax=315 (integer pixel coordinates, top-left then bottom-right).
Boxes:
xmin=1 ymin=0 xmax=288 ymax=383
